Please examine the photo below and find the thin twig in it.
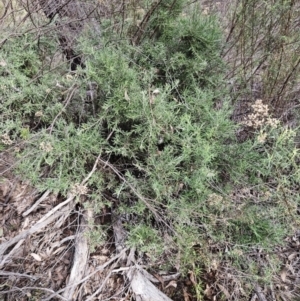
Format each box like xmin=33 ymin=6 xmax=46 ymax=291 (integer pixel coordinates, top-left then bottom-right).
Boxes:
xmin=0 ymin=286 xmax=68 ymax=301
xmin=81 ymin=153 xmax=102 ymax=185
xmin=48 ymin=82 xmax=78 ymax=134
xmin=85 ymin=264 xmax=118 ymax=301
xmin=0 ymin=271 xmax=37 ymax=280
xmin=22 ymin=189 xmax=51 ymax=217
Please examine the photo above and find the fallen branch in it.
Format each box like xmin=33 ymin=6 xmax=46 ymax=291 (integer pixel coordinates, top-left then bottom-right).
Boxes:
xmin=0 ymin=286 xmax=68 ymax=301
xmin=127 ymin=267 xmax=174 ymax=301
xmin=22 ymin=189 xmax=51 ymax=217
xmin=85 ymin=252 xmax=125 ymax=301
xmin=62 ymin=208 xmax=92 ymax=300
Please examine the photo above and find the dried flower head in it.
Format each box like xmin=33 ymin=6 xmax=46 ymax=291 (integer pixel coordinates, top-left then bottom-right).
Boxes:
xmin=241 ymin=99 xmax=280 ymax=129
xmin=1 ymin=133 xmax=13 ymax=145
xmin=257 ymin=131 xmax=267 ymax=143
xmin=39 ymin=141 xmax=53 ymax=153
xmin=152 ymin=88 xmax=160 ymax=95
xmin=71 ymin=183 xmax=88 ymax=195
xmin=65 ymin=74 xmax=74 ymax=81
xmin=207 ymin=193 xmax=223 ymax=206
xmin=35 ymin=111 xmax=44 ymax=117
xmin=203 ymin=6 xmax=209 ymax=15
xmin=150 ymin=88 xmax=160 ymax=104
xmin=266 ymin=117 xmax=280 ymax=128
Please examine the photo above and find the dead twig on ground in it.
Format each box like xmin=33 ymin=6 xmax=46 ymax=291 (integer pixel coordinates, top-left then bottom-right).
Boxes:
xmin=0 ymin=210 xmax=68 ymax=266
xmin=22 ymin=189 xmax=51 ymax=217
xmin=62 ymin=208 xmax=92 ymax=300
xmin=0 ymin=271 xmax=37 ymax=280
xmin=127 ymin=266 xmax=174 ymax=301
xmin=0 ymin=286 xmax=68 ymax=301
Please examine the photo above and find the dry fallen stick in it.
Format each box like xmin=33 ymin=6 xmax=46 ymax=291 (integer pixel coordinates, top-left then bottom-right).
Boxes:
xmin=62 ymin=208 xmax=92 ymax=300
xmin=0 ymin=271 xmax=37 ymax=280
xmin=22 ymin=189 xmax=51 ymax=217
xmin=0 ymin=239 xmax=25 ymax=268
xmin=112 ymin=267 xmax=180 ymax=283
xmin=159 ymin=273 xmax=181 ymax=282
xmin=85 ymin=258 xmax=122 ymax=301
xmin=0 ymin=286 xmax=68 ymax=301
xmin=61 ymin=152 xmax=101 ymax=298
xmin=127 ymin=267 xmax=174 ymax=301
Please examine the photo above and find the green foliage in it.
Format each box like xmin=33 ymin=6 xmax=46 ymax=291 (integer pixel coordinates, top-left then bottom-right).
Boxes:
xmin=135 ymin=10 xmax=223 ymax=90
xmin=1 ymin=2 xmax=300 ymax=299
xmin=127 ymin=224 xmax=164 ymax=259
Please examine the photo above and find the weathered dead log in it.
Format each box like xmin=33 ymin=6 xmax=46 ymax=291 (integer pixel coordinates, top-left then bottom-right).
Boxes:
xmin=62 ymin=208 xmax=92 ymax=300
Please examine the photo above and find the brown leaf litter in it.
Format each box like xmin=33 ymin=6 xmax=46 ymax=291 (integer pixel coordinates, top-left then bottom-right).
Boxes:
xmin=0 ymin=153 xmax=181 ymax=301
xmin=0 ymin=153 xmax=124 ymax=301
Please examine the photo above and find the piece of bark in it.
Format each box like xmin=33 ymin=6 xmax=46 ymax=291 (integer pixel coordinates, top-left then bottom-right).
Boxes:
xmin=62 ymin=208 xmax=91 ymax=300
xmin=127 ymin=268 xmax=174 ymax=301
